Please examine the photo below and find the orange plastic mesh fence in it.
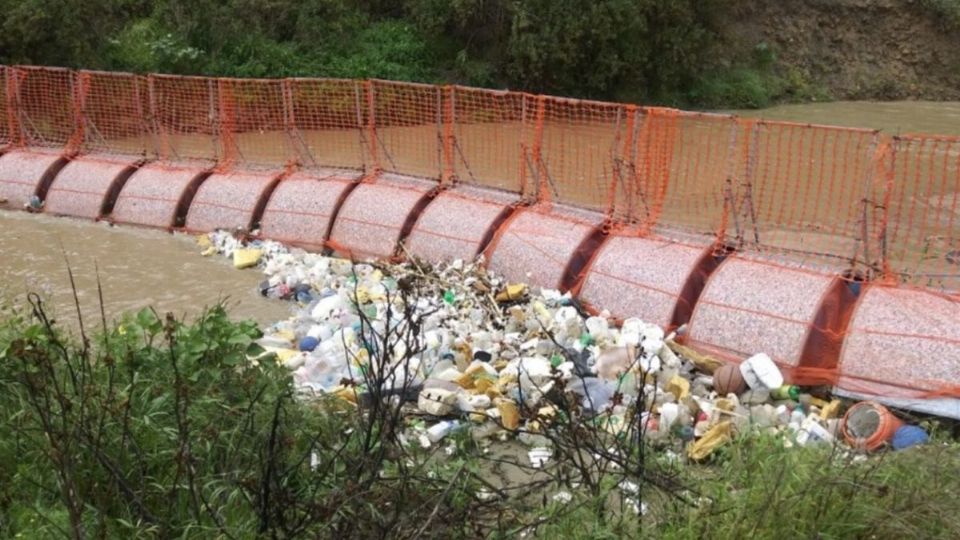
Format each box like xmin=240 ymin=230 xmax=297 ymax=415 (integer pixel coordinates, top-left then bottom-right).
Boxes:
xmin=12 ymin=66 xmax=77 ymax=151
xmin=217 ymin=78 xmax=291 ymax=169
xmin=533 ymin=96 xmax=628 ymax=212
xmin=648 ymin=111 xmax=739 ymax=241
xmin=369 ymin=80 xmax=442 ymax=180
xmin=148 ymin=73 xmax=219 ymax=163
xmin=731 ymin=121 xmax=881 ymax=273
xmin=885 ymin=135 xmax=960 ymax=291
xmin=0 ymin=65 xmax=958 ymax=296
xmin=78 ymin=70 xmax=148 ymax=156
xmin=288 ymin=78 xmax=367 ymax=171
xmin=1 ymin=66 xmax=10 ymax=147
xmin=448 ymin=86 xmax=527 ymax=194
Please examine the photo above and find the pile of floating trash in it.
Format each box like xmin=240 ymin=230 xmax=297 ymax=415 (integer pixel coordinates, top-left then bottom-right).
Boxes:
xmin=199 ymin=229 xmax=930 ymax=459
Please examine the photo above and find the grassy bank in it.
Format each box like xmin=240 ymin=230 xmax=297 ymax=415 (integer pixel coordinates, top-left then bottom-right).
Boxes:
xmin=1 ymin=295 xmax=958 ymax=538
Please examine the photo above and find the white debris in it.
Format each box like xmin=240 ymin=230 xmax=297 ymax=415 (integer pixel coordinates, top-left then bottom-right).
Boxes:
xmin=528 ymin=447 xmax=552 ymax=468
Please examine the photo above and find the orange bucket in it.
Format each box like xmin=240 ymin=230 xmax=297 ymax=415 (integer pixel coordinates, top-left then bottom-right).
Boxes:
xmin=840 ymin=401 xmax=904 ymax=451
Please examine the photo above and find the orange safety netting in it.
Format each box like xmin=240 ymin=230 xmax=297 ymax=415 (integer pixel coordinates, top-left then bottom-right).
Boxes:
xmin=0 ymin=65 xmax=11 ymax=148
xmin=217 ymin=77 xmax=292 ymax=169
xmin=288 ymin=78 xmax=368 ymax=171
xmin=77 ymin=70 xmax=149 ymax=156
xmin=884 ymin=134 xmax=960 ymax=292
xmin=727 ymin=121 xmax=881 ymax=274
xmin=12 ymin=66 xmax=77 ymax=151
xmin=148 ymin=72 xmax=219 ymax=163
xmin=0 ymin=63 xmax=957 ymax=293
xmin=533 ymin=96 xmax=628 ymax=213
xmin=652 ymin=111 xmax=737 ymax=241
xmin=369 ymin=79 xmax=443 ymax=180
xmin=448 ymin=86 xmax=527 ymax=193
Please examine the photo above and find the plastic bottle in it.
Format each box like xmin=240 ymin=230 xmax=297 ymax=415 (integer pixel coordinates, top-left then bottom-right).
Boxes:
xmin=770 ymin=385 xmax=800 ymax=401
xmin=659 ymin=402 xmax=680 ymax=429
xmin=307 ymin=323 xmax=333 ymax=341
xmin=426 ymin=420 xmax=460 ymax=443
xmin=568 ymin=378 xmax=618 ymax=414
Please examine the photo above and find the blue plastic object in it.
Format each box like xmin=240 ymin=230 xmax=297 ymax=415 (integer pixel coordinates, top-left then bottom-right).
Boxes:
xmin=673 ymin=425 xmax=696 ymax=442
xmin=298 ymin=336 xmax=320 ymax=352
xmin=891 ymin=425 xmax=928 ymax=451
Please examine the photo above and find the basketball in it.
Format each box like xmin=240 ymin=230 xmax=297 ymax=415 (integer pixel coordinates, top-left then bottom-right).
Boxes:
xmin=713 ymin=364 xmax=747 ymax=396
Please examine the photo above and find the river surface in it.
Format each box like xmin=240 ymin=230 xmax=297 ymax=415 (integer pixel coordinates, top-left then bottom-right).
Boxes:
xmin=732 ymin=100 xmax=960 ymax=136
xmin=0 ymin=211 xmax=290 ymax=332
xmin=1 ymin=101 xmax=957 ymax=330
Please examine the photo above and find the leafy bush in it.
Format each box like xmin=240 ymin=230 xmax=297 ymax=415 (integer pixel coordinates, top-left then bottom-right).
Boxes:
xmin=685 ymin=42 xmax=830 ymax=109
xmin=106 ymin=19 xmax=204 ymax=74
xmin=688 ymin=68 xmax=777 ymax=109
xmin=0 ymin=297 xmax=494 ymax=538
xmin=322 ymin=20 xmax=436 ymax=81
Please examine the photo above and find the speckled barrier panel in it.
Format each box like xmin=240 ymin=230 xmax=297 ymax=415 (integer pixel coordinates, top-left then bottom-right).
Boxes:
xmin=404 ymin=185 xmax=518 ymax=263
xmin=112 ymin=162 xmax=209 ymax=228
xmin=580 ymin=235 xmax=710 ymax=326
xmin=45 ymin=155 xmax=140 ymax=219
xmin=328 ymin=174 xmax=437 ymax=260
xmin=687 ymin=256 xmax=836 ymax=368
xmin=837 ymin=285 xmax=960 ymax=419
xmin=184 ymin=170 xmax=281 ymax=232
xmin=487 ymin=204 xmax=603 ymax=291
xmin=0 ymin=149 xmax=63 ymax=208
xmin=259 ymin=170 xmax=360 ymax=250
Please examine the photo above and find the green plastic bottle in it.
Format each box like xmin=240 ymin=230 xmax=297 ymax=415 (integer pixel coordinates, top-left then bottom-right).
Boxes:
xmin=771 ymin=384 xmax=800 ymax=401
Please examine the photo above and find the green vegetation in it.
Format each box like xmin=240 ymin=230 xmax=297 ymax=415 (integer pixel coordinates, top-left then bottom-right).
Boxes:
xmin=2 ymin=1 xmax=959 ymax=107
xmin=1 ymin=288 xmax=959 ymax=538
xmin=0 ymin=297 xmax=500 ymax=538
xmin=921 ymin=0 xmax=960 ymax=30
xmin=688 ymin=43 xmax=830 ymax=109
xmin=0 ymin=0 xmax=803 ymax=108
xmin=544 ymin=435 xmax=960 ymax=539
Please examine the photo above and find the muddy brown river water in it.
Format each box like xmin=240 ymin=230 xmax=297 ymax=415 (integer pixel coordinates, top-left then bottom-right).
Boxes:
xmin=0 ymin=211 xmax=290 ymax=331
xmin=1 ymin=101 xmax=958 ymax=330
xmin=733 ymin=100 xmax=960 ymax=136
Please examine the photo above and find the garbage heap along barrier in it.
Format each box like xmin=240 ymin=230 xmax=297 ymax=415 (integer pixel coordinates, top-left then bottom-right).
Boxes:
xmin=0 ymin=65 xmax=958 ymax=418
